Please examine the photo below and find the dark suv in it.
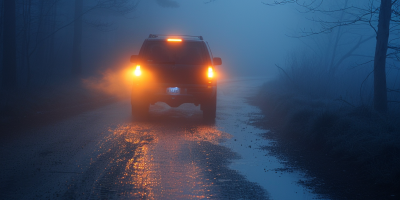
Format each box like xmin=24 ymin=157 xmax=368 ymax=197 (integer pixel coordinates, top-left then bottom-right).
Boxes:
xmin=130 ymin=34 xmax=222 ymax=120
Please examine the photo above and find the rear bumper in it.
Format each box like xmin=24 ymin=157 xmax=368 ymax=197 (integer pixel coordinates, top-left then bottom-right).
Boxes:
xmin=131 ymin=83 xmax=216 ymax=107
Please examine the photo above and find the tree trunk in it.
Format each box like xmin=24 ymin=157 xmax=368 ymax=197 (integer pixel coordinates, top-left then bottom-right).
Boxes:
xmin=72 ymin=0 xmax=83 ymax=76
xmin=373 ymin=0 xmax=392 ymax=113
xmin=2 ymin=0 xmax=17 ymax=89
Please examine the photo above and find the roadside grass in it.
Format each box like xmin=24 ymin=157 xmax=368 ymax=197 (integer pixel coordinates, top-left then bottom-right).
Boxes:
xmin=254 ymin=78 xmax=400 ymax=189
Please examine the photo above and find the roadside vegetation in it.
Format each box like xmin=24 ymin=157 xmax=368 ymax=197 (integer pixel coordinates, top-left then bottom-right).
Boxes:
xmin=253 ymin=52 xmax=400 ymax=195
xmin=0 ymin=80 xmax=114 ymax=125
xmin=252 ymin=1 xmax=400 ymax=196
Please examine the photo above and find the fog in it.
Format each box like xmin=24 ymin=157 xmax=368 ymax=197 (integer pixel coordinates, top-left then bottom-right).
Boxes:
xmin=2 ymin=1 xmax=400 ymax=198
xmin=75 ymin=0 xmax=305 ymax=98
xmin=1 ymin=0 xmax=399 ymax=109
xmin=83 ymin=0 xmax=302 ymax=78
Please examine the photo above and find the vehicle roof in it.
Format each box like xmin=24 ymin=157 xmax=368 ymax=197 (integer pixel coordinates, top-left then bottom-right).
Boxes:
xmin=146 ymin=34 xmax=204 ymax=41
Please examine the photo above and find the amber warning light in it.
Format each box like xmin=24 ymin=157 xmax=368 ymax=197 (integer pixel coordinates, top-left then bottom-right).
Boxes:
xmin=167 ymin=38 xmax=182 ymax=42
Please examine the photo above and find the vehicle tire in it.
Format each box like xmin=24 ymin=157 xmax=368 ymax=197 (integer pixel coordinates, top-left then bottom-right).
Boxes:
xmin=202 ymin=93 xmax=216 ymax=120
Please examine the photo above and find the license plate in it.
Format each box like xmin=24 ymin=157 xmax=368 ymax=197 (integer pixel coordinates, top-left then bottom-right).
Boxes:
xmin=166 ymin=87 xmax=180 ymax=95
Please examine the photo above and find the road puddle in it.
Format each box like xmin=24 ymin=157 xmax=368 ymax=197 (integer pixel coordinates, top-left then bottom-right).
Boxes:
xmin=217 ymin=79 xmax=327 ymax=200
xmin=106 ymin=123 xmax=220 ymax=199
xmin=87 ymin=106 xmax=268 ymax=199
xmin=66 ymin=79 xmax=326 ymax=200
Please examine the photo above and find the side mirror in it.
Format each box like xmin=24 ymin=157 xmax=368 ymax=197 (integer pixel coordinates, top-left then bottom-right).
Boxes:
xmin=130 ymin=55 xmax=139 ymax=63
xmin=213 ymin=57 xmax=222 ymax=66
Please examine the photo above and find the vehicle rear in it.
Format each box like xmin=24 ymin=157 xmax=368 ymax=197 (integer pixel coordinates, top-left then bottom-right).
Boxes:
xmin=130 ymin=35 xmax=222 ymax=120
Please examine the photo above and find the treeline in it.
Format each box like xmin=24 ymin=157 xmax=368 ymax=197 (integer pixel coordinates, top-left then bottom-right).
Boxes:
xmin=254 ymin=1 xmax=400 ymax=197
xmin=0 ymin=0 xmax=138 ymax=91
xmin=0 ymin=0 xmax=140 ymax=122
xmin=263 ymin=0 xmax=400 ymax=113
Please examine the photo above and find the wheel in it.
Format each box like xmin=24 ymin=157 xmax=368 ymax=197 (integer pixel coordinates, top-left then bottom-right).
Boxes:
xmin=202 ymin=93 xmax=216 ymax=120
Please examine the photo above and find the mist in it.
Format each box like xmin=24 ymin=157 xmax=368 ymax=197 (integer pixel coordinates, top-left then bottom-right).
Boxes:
xmin=2 ymin=1 xmax=400 ymax=198
xmin=82 ymin=0 xmax=302 ymax=79
xmin=71 ymin=0 xmax=305 ymax=99
xmin=1 ymin=0 xmax=399 ymax=114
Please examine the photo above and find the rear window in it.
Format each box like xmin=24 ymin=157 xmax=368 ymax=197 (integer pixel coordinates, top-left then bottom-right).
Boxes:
xmin=140 ymin=41 xmax=209 ymax=65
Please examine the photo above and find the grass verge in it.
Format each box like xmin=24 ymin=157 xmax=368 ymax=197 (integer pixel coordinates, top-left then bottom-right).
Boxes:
xmin=252 ymin=80 xmax=400 ymax=199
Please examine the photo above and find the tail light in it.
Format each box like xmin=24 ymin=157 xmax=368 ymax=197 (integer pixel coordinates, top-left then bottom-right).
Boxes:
xmin=208 ymin=66 xmax=214 ymax=78
xmin=134 ymin=65 xmax=142 ymax=76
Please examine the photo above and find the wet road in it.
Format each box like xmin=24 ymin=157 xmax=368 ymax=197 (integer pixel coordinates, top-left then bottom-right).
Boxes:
xmin=0 ymin=79 xmax=321 ymax=200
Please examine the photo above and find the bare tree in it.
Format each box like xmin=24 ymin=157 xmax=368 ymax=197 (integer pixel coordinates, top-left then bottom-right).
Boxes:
xmin=264 ymin=0 xmax=399 ymax=113
xmin=18 ymin=0 xmax=63 ymax=89
xmin=1 ymin=0 xmax=140 ymax=87
xmin=374 ymin=0 xmax=392 ymax=113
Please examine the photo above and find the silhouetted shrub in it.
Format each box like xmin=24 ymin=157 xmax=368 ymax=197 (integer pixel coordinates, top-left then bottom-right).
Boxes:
xmin=254 ymin=77 xmax=400 ymax=187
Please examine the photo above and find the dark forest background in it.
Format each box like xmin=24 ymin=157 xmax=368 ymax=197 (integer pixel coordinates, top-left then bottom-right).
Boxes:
xmin=1 ymin=0 xmax=400 ymax=119
xmin=0 ymin=0 xmax=141 ymax=122
xmin=0 ymin=0 xmax=140 ymax=88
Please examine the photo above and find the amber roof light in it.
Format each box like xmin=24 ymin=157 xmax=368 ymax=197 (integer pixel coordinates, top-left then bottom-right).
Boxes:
xmin=167 ymin=38 xmax=182 ymax=42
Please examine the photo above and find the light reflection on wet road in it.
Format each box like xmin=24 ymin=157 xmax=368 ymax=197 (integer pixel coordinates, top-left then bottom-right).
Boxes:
xmin=0 ymin=78 xmax=321 ymax=200
xmin=80 ymin=102 xmax=267 ymax=199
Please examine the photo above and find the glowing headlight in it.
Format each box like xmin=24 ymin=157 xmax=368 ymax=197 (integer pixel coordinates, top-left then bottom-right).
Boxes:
xmin=134 ymin=65 xmax=142 ymax=76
